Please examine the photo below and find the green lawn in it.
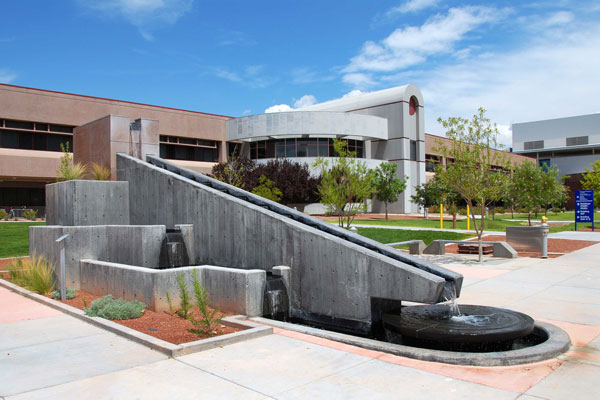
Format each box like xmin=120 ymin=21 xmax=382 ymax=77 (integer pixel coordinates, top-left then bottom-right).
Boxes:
xmin=349 ymin=215 xmax=579 ymax=233
xmin=357 ymin=227 xmax=472 ymax=247
xmin=0 ymin=222 xmax=45 ymax=258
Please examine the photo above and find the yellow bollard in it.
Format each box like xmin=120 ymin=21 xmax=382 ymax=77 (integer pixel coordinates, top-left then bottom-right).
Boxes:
xmin=467 ymin=204 xmax=471 ymax=230
xmin=440 ymin=203 xmax=444 ymax=229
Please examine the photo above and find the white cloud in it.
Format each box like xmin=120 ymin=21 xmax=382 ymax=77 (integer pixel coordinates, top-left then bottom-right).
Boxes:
xmin=419 ymin=22 xmax=600 ymax=147
xmin=264 ymin=94 xmax=317 ymax=113
xmin=0 ymin=69 xmax=16 ymax=83
xmin=265 ymin=104 xmax=293 ymax=113
xmin=343 ymin=72 xmax=376 ymax=88
xmin=388 ymin=0 xmax=438 ymax=15
xmin=81 ymin=0 xmax=193 ymax=40
xmin=342 ymin=89 xmax=367 ymax=99
xmin=293 ymin=95 xmax=317 ymax=108
xmin=217 ymin=30 xmax=256 ymax=47
xmin=345 ymin=6 xmax=503 ymax=80
xmin=543 ymin=11 xmax=574 ymax=26
xmin=242 ymin=109 xmax=252 ymax=116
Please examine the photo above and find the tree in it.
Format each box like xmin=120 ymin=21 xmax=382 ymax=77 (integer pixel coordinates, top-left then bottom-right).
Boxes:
xmin=211 ymin=156 xmax=255 ymax=189
xmin=511 ymin=161 xmax=568 ymax=224
xmin=581 ymin=160 xmax=600 ymax=206
xmin=249 ymin=159 xmax=321 ymax=205
xmin=434 ymin=108 xmax=510 ymax=261
xmin=251 ymin=175 xmax=283 ymax=202
xmin=411 ymin=176 xmax=460 ymax=220
xmin=314 ymin=138 xmax=374 ymax=228
xmin=371 ymin=163 xmax=407 ymax=220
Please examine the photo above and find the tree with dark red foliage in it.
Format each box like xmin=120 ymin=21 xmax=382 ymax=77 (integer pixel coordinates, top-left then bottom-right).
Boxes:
xmin=211 ymin=158 xmax=321 ymax=205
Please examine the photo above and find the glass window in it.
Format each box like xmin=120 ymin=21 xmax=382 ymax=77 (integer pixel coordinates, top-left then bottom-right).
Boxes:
xmin=296 ymin=139 xmax=307 ymax=157
xmin=285 ymin=138 xmax=296 ymax=157
xmin=265 ymin=141 xmax=275 ymax=158
xmin=179 ymin=138 xmax=196 ymax=145
xmin=33 ymin=134 xmax=47 ymax=150
xmin=35 ymin=123 xmax=48 ymax=131
xmin=49 ymin=124 xmax=74 ymax=133
xmin=1 ymin=131 xmax=19 ymax=148
xmin=18 ymin=132 xmax=33 ymax=149
xmin=257 ymin=142 xmax=266 ymax=159
xmin=275 ymin=141 xmax=285 ymax=157
xmin=308 ymin=139 xmax=318 ymax=157
xmin=410 ymin=140 xmax=417 ymax=161
xmin=5 ymin=120 xmax=34 ymax=130
xmin=319 ymin=139 xmax=329 ymax=157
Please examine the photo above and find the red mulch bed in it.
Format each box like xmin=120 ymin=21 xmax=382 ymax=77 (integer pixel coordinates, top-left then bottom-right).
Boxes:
xmin=446 ymin=235 xmax=598 ymax=258
xmin=59 ymin=290 xmax=241 ymax=344
xmin=1 ymin=269 xmax=241 ymax=344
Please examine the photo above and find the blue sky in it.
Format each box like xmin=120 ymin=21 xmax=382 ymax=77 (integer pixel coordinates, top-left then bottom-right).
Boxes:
xmin=1 ymin=0 xmax=599 ymax=145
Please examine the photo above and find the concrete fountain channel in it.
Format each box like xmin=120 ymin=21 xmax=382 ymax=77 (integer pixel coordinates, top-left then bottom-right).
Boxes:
xmin=30 ymin=153 xmax=570 ymax=366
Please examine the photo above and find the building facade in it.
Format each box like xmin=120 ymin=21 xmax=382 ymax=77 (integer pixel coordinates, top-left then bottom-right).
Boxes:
xmin=0 ymin=83 xmax=230 ymax=213
xmin=227 ymin=85 xmax=426 ymax=213
xmin=512 ymin=113 xmax=600 ymax=208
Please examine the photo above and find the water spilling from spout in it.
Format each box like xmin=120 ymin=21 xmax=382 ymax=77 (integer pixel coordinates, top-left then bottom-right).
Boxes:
xmin=263 ymin=275 xmax=290 ymax=321
xmin=441 ymin=282 xmax=461 ymax=316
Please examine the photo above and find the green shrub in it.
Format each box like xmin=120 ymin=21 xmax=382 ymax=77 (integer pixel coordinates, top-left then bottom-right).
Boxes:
xmin=495 ymin=207 xmax=505 ymax=214
xmin=251 ymin=175 xmax=282 ymax=202
xmin=189 ymin=270 xmax=222 ymax=335
xmin=23 ymin=209 xmax=38 ymax=220
xmin=56 ymin=142 xmax=88 ymax=181
xmin=428 ymin=205 xmax=440 ymax=213
xmin=8 ymin=255 xmax=56 ymax=295
xmin=51 ymin=287 xmax=77 ymax=300
xmin=84 ymin=295 xmax=146 ymax=320
xmin=176 ymin=273 xmax=192 ymax=319
xmin=0 ymin=209 xmax=7 ymax=219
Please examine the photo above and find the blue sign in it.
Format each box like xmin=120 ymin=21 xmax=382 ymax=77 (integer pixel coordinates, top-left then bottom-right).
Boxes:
xmin=575 ymin=190 xmax=594 ymax=230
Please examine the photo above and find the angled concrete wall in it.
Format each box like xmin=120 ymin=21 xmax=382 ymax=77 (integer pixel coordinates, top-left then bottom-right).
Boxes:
xmin=30 ymin=225 xmax=164 ymax=289
xmin=46 ymin=180 xmax=129 ymax=226
xmin=79 ymin=260 xmax=265 ymax=315
xmin=117 ymin=154 xmax=451 ymax=330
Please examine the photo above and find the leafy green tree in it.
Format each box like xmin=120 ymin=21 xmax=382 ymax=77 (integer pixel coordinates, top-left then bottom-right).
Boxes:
xmin=581 ymin=160 xmax=600 ymax=206
xmin=371 ymin=163 xmax=407 ymax=220
xmin=211 ymin=156 xmax=255 ymax=189
xmin=314 ymin=138 xmax=374 ymax=228
xmin=251 ymin=175 xmax=283 ymax=202
xmin=434 ymin=108 xmax=510 ymax=261
xmin=511 ymin=161 xmax=568 ymax=224
xmin=411 ymin=176 xmax=460 ymax=219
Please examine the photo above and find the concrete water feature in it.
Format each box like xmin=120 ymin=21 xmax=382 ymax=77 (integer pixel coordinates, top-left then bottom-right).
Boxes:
xmin=29 ymin=153 xmax=570 ymax=365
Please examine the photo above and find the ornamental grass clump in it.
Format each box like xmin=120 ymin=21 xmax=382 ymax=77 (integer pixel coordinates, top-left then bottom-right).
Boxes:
xmin=84 ymin=295 xmax=146 ymax=320
xmin=8 ymin=255 xmax=56 ymax=295
xmin=90 ymin=163 xmax=111 ymax=180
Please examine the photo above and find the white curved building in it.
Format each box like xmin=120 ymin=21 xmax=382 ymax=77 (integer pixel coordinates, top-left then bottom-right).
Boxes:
xmin=226 ymin=84 xmax=426 ymax=214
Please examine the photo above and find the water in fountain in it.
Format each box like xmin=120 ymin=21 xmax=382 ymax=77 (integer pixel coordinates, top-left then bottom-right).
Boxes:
xmin=158 ymin=230 xmax=190 ymax=269
xmin=263 ymin=275 xmax=290 ymax=321
xmin=442 ymin=283 xmax=461 ymax=316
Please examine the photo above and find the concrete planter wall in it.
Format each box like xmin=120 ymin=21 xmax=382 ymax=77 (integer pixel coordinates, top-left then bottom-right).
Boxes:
xmin=46 ymin=180 xmax=129 ymax=226
xmin=79 ymin=260 xmax=266 ymax=315
xmin=506 ymin=226 xmax=546 ymax=252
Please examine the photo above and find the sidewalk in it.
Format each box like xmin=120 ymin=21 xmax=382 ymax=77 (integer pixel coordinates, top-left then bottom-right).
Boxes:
xmin=2 ymin=244 xmax=600 ymax=399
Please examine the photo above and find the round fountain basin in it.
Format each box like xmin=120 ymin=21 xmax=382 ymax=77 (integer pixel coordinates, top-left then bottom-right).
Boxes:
xmin=383 ymin=304 xmax=535 ymax=352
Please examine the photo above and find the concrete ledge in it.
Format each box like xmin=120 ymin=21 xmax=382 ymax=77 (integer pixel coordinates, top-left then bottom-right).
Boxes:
xmin=386 ymin=240 xmax=426 ymax=254
xmin=250 ymin=317 xmax=570 ymax=367
xmin=0 ymin=278 xmax=272 ymax=357
xmin=79 ymin=260 xmax=266 ymax=315
xmin=423 ymin=240 xmax=517 ymax=258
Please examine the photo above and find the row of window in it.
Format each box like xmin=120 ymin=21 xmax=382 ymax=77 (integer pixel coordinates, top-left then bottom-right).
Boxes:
xmin=0 ymin=129 xmax=73 ymax=152
xmin=0 ymin=188 xmax=45 ymax=207
xmin=159 ymin=135 xmax=217 ymax=148
xmin=524 ymin=136 xmax=591 ymax=151
xmin=159 ymin=143 xmax=219 ymax=162
xmin=249 ymin=138 xmax=364 ymax=160
xmin=0 ymin=119 xmax=74 ymax=133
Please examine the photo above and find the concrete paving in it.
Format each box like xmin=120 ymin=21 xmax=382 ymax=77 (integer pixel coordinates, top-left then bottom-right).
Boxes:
xmin=2 ymin=243 xmax=600 ymax=399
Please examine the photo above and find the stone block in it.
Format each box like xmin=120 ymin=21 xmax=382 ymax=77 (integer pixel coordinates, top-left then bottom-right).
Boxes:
xmin=423 ymin=240 xmax=446 ymax=255
xmin=493 ymin=242 xmax=518 ymax=258
xmin=409 ymin=240 xmax=426 ymax=255
xmin=46 ymin=180 xmax=129 ymax=226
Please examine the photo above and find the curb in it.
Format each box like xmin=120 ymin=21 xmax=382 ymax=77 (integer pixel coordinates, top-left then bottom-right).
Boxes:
xmin=251 ymin=317 xmax=571 ymax=367
xmin=0 ymin=279 xmax=272 ymax=357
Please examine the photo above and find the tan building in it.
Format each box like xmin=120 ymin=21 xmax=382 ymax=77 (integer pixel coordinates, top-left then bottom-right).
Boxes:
xmin=0 ymin=84 xmax=231 ymax=213
xmin=424 ymin=133 xmax=534 ymax=181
